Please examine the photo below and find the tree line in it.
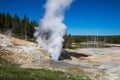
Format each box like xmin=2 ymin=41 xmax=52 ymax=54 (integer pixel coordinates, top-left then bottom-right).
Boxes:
xmin=73 ymin=35 xmax=120 ymax=44
xmin=0 ymin=12 xmax=38 ymax=40
xmin=0 ymin=12 xmax=119 ymax=48
xmin=64 ymin=35 xmax=120 ymax=49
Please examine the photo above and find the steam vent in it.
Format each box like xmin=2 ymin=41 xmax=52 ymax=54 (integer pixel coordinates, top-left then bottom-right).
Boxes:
xmin=0 ymin=0 xmax=120 ymax=80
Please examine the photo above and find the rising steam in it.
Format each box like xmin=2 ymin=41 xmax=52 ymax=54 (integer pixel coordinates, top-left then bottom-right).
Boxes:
xmin=34 ymin=0 xmax=73 ymax=60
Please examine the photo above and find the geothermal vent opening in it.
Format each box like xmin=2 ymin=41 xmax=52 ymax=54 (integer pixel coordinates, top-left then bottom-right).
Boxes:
xmin=34 ymin=0 xmax=73 ymax=61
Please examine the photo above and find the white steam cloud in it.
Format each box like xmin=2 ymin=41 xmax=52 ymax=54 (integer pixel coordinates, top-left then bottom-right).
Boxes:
xmin=34 ymin=0 xmax=73 ymax=60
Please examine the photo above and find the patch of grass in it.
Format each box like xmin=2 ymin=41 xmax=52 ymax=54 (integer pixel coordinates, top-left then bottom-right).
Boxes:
xmin=0 ymin=66 xmax=91 ymax=80
xmin=0 ymin=56 xmax=13 ymax=66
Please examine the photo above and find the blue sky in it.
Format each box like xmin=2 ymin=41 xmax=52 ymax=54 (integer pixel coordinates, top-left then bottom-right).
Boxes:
xmin=0 ymin=0 xmax=120 ymax=35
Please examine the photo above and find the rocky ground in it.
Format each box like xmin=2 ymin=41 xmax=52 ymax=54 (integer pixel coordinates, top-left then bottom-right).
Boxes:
xmin=0 ymin=33 xmax=50 ymax=64
xmin=63 ymin=48 xmax=120 ymax=80
xmin=0 ymin=33 xmax=120 ymax=80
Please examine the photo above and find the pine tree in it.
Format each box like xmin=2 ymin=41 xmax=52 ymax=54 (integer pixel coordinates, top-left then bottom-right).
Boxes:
xmin=20 ymin=14 xmax=29 ymax=39
xmin=28 ymin=20 xmax=37 ymax=38
xmin=4 ymin=12 xmax=12 ymax=31
xmin=0 ymin=13 xmax=5 ymax=32
xmin=63 ymin=33 xmax=73 ymax=48
xmin=12 ymin=14 xmax=20 ymax=36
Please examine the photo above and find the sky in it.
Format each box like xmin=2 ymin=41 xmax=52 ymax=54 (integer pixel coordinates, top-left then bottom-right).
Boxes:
xmin=0 ymin=0 xmax=120 ymax=35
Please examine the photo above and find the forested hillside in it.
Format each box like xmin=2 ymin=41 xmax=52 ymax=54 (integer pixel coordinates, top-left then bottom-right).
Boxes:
xmin=0 ymin=12 xmax=38 ymax=40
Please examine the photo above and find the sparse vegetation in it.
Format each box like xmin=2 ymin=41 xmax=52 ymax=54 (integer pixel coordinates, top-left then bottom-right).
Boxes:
xmin=0 ymin=66 xmax=91 ymax=80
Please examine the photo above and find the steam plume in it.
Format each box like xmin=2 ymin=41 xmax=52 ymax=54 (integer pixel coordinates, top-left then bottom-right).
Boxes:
xmin=34 ymin=0 xmax=73 ymax=60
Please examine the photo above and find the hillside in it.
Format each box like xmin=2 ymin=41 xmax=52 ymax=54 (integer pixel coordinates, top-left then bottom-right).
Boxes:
xmin=0 ymin=33 xmax=50 ymax=65
xmin=0 ymin=33 xmax=120 ymax=80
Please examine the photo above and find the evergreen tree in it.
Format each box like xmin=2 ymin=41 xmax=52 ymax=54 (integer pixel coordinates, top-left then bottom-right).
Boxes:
xmin=12 ymin=14 xmax=20 ymax=36
xmin=20 ymin=14 xmax=29 ymax=39
xmin=27 ymin=20 xmax=37 ymax=38
xmin=4 ymin=12 xmax=12 ymax=31
xmin=0 ymin=13 xmax=5 ymax=32
xmin=63 ymin=33 xmax=73 ymax=48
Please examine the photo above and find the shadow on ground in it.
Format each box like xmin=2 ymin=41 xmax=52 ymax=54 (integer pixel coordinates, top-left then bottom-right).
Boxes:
xmin=59 ymin=50 xmax=89 ymax=60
